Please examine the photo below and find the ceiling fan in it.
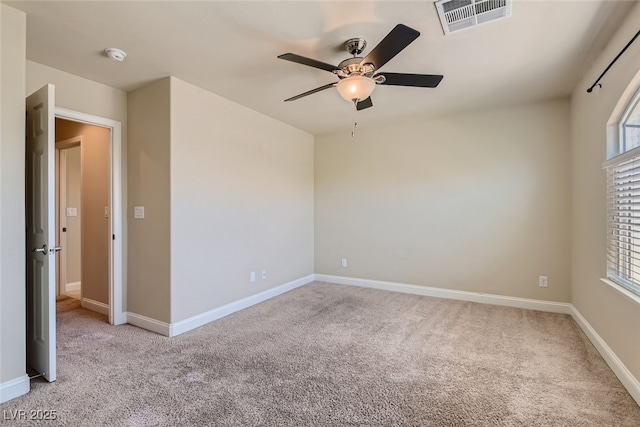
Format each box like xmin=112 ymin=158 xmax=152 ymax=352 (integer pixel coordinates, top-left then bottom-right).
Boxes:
xmin=278 ymin=24 xmax=443 ymax=111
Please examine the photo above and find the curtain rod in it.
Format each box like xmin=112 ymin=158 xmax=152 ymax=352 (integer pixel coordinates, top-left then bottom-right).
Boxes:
xmin=587 ymin=29 xmax=640 ymax=93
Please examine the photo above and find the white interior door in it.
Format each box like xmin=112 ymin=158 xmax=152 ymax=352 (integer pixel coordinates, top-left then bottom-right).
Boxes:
xmin=26 ymin=84 xmax=56 ymax=382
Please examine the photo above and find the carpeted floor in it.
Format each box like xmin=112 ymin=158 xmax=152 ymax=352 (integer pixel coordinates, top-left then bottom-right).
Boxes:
xmin=2 ymin=281 xmax=639 ymax=426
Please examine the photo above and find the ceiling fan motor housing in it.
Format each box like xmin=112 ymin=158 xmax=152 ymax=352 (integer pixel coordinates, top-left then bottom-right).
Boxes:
xmin=336 ymin=57 xmax=375 ymax=79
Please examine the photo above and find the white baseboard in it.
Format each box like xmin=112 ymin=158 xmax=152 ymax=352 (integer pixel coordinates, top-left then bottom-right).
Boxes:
xmin=315 ymin=274 xmax=639 ymax=405
xmin=570 ymin=304 xmax=640 ymax=406
xmin=124 ymin=275 xmax=315 ymax=337
xmin=126 ymin=312 xmax=171 ymax=336
xmin=81 ymin=298 xmax=109 ymax=316
xmin=0 ymin=375 xmax=30 ymax=404
xmin=315 ymin=274 xmax=572 ymax=314
xmin=169 ymin=274 xmax=315 ymax=337
xmin=112 ymin=311 xmax=128 ymax=326
xmin=65 ymin=281 xmax=80 ymax=293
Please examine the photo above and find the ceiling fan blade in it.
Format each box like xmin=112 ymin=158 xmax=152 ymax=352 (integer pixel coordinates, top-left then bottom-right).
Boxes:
xmin=356 ymin=97 xmax=373 ymax=111
xmin=284 ymin=83 xmax=336 ymax=102
xmin=359 ymin=24 xmax=420 ymax=71
xmin=278 ymin=53 xmax=339 ymax=73
xmin=378 ymin=73 xmax=444 ymax=88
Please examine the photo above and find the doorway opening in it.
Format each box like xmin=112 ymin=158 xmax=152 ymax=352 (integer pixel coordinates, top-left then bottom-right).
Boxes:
xmin=55 ymin=108 xmax=124 ymax=326
xmin=55 ymin=119 xmax=111 ymax=317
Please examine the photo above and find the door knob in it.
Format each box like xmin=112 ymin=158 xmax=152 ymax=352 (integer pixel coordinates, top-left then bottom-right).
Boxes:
xmin=49 ymin=246 xmax=62 ymax=254
xmin=32 ymin=244 xmax=47 ymax=254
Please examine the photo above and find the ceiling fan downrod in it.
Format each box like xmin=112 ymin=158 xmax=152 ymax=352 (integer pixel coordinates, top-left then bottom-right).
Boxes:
xmin=344 ymin=38 xmax=367 ymax=56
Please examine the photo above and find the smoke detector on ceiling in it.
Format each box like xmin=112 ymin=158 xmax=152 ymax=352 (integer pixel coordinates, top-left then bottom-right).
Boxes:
xmin=435 ymin=0 xmax=512 ymax=34
xmin=104 ymin=47 xmax=127 ymax=62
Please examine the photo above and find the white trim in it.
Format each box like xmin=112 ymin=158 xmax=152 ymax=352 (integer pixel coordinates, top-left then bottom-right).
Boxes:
xmin=54 ymin=108 xmax=125 ymax=326
xmin=56 ymin=147 xmax=63 ymax=296
xmin=56 ymin=136 xmax=82 ymax=296
xmin=169 ymin=274 xmax=315 ymax=337
xmin=58 ymin=148 xmax=67 ymax=296
xmin=602 ymin=143 xmax=640 ymax=168
xmin=314 ymin=274 xmax=572 ymax=314
xmin=65 ymin=281 xmax=80 ymax=293
xmin=570 ymin=304 xmax=640 ymax=406
xmin=81 ymin=298 xmax=109 ymax=316
xmin=124 ymin=275 xmax=314 ymax=337
xmin=0 ymin=375 xmax=30 ymax=404
xmin=55 ymin=135 xmax=82 ymax=150
xmin=126 ymin=312 xmax=171 ymax=336
xmin=600 ymin=278 xmax=640 ymax=305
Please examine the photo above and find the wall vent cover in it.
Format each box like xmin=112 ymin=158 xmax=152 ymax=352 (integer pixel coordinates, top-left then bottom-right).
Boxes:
xmin=435 ymin=0 xmax=512 ymax=34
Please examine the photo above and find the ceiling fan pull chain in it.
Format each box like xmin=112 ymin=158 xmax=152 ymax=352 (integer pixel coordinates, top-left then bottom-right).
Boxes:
xmin=351 ymin=104 xmax=358 ymax=138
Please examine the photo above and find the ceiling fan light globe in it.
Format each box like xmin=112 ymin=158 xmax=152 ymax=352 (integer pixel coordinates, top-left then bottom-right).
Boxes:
xmin=336 ymin=75 xmax=376 ymax=102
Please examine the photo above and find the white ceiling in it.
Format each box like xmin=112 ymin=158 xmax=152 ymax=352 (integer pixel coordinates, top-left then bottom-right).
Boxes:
xmin=5 ymin=0 xmax=634 ymax=135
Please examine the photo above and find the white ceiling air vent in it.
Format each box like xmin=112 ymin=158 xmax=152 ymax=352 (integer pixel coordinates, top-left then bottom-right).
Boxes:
xmin=435 ymin=0 xmax=512 ymax=34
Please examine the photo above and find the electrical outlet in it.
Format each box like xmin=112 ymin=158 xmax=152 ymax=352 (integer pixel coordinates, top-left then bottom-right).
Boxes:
xmin=250 ymin=271 xmax=256 ymax=282
xmin=261 ymin=270 xmax=267 ymax=280
xmin=341 ymin=258 xmax=347 ymax=268
xmin=539 ymin=276 xmax=548 ymax=288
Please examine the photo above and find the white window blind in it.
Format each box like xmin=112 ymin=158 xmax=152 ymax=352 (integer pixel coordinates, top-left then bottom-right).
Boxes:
xmin=606 ymin=152 xmax=640 ymax=296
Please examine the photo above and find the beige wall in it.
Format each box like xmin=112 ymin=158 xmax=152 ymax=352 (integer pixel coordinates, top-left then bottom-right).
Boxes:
xmin=0 ymin=3 xmax=27 ymax=394
xmin=27 ymin=61 xmax=127 ymax=124
xmin=127 ymin=78 xmax=171 ymax=322
xmin=316 ymin=99 xmax=571 ymax=302
xmin=127 ymin=76 xmax=315 ymax=324
xmin=56 ymin=119 xmax=111 ymax=304
xmin=169 ymin=77 xmax=314 ymax=322
xmin=571 ymin=2 xmax=640 ymax=383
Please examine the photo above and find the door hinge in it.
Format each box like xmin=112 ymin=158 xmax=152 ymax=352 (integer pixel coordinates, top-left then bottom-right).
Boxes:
xmin=112 ymin=234 xmax=115 ymax=241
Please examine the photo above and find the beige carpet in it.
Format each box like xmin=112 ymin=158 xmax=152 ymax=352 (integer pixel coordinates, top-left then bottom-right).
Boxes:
xmin=3 ymin=281 xmax=639 ymax=426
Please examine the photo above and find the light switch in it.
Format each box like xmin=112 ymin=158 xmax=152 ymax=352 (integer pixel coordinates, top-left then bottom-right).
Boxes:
xmin=134 ymin=206 xmax=145 ymax=219
xmin=66 ymin=207 xmax=77 ymax=217
xmin=104 ymin=207 xmax=109 ymax=218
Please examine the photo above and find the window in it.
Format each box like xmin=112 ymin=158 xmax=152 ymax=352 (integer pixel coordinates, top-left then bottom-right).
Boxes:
xmin=621 ymin=90 xmax=640 ymax=152
xmin=605 ymin=87 xmax=640 ymax=297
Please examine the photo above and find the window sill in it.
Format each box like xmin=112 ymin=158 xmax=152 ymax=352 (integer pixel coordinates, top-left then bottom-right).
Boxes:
xmin=600 ymin=278 xmax=640 ymax=306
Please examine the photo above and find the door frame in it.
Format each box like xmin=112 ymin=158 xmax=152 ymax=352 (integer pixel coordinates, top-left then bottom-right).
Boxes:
xmin=55 ymin=108 xmax=124 ymax=325
xmin=56 ymin=136 xmax=83 ymax=297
